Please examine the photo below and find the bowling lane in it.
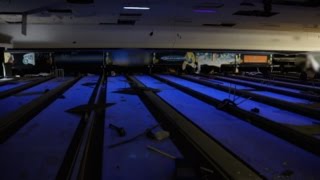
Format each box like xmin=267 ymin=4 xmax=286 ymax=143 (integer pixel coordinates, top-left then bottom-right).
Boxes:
xmin=187 ymin=75 xmax=313 ymax=105
xmin=0 ymin=80 xmax=29 ymax=92
xmin=159 ymin=75 xmax=318 ymax=127
xmin=135 ymin=75 xmax=320 ymax=179
xmin=231 ymin=74 xmax=320 ymax=92
xmin=212 ymin=75 xmax=302 ymax=94
xmin=251 ymin=90 xmax=315 ymax=104
xmin=0 ymin=78 xmax=72 ymax=119
xmin=0 ymin=75 xmax=99 ymax=180
xmin=103 ymin=76 xmax=182 ymax=180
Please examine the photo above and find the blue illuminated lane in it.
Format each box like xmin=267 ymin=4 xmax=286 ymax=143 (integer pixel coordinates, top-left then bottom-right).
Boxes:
xmin=135 ymin=75 xmax=320 ymax=179
xmin=0 ymin=75 xmax=99 ymax=180
xmin=160 ymin=75 xmax=317 ymax=126
xmin=213 ymin=76 xmax=302 ymax=93
xmin=188 ymin=75 xmax=313 ymax=104
xmin=250 ymin=91 xmax=313 ymax=104
xmin=103 ymin=76 xmax=181 ymax=180
xmin=201 ymin=80 xmax=253 ymax=90
xmin=234 ymin=75 xmax=320 ymax=91
xmin=0 ymin=78 xmax=72 ymax=119
xmin=0 ymin=81 xmax=29 ymax=92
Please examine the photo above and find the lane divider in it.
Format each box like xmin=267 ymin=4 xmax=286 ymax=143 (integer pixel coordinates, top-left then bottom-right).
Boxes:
xmin=0 ymin=76 xmax=54 ymax=99
xmin=128 ymin=75 xmax=262 ymax=180
xmin=0 ymin=76 xmax=81 ymax=143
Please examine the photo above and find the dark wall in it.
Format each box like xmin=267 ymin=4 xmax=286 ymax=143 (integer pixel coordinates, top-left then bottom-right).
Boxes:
xmin=54 ymin=51 xmax=104 ymax=73
xmin=0 ymin=47 xmax=4 ymax=77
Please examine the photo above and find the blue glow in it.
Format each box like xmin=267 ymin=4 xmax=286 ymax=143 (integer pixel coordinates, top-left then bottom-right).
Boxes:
xmin=0 ymin=78 xmax=68 ymax=119
xmin=193 ymin=9 xmax=216 ymax=13
xmin=0 ymin=76 xmax=99 ymax=180
xmin=160 ymin=55 xmax=185 ymax=61
xmin=123 ymin=6 xmax=150 ymax=10
xmin=103 ymin=76 xmax=181 ymax=179
xmin=158 ymin=75 xmax=317 ymax=126
xmin=0 ymin=81 xmax=28 ymax=92
xmin=135 ymin=75 xmax=320 ymax=179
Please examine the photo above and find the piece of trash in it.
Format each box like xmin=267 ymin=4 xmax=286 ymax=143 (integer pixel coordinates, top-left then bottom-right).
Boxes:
xmin=251 ymin=107 xmax=260 ymax=113
xmin=200 ymin=166 xmax=214 ymax=174
xmin=109 ymin=123 xmax=126 ymax=137
xmin=147 ymin=145 xmax=176 ymax=159
xmin=146 ymin=129 xmax=170 ymax=140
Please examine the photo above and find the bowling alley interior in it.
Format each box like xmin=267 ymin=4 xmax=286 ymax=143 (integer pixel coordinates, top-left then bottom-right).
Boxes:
xmin=1 ymin=0 xmax=320 ymax=179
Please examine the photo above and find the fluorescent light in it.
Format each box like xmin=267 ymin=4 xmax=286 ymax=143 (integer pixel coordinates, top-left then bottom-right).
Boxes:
xmin=123 ymin=6 xmax=150 ymax=10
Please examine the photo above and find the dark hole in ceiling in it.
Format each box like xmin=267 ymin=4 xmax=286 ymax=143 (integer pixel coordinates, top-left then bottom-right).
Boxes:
xmin=66 ymin=0 xmax=94 ymax=4
xmin=47 ymin=9 xmax=73 ymax=14
xmin=99 ymin=22 xmax=117 ymax=25
xmin=194 ymin=2 xmax=224 ymax=8
xmin=202 ymin=23 xmax=236 ymax=27
xmin=272 ymin=0 xmax=320 ymax=7
xmin=119 ymin=13 xmax=142 ymax=17
xmin=233 ymin=10 xmax=278 ymax=17
xmin=117 ymin=19 xmax=136 ymax=25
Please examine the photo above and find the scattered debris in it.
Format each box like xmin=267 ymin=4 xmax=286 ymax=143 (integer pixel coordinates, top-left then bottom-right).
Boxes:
xmin=147 ymin=145 xmax=176 ymax=160
xmin=147 ymin=130 xmax=170 ymax=141
xmin=108 ymin=124 xmax=159 ymax=148
xmin=251 ymin=107 xmax=260 ymax=113
xmin=109 ymin=123 xmax=126 ymax=137
xmin=200 ymin=166 xmax=214 ymax=174
xmin=217 ymin=99 xmax=237 ymax=109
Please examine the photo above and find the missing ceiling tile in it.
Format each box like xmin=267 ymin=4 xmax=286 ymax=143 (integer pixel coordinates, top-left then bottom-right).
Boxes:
xmin=233 ymin=10 xmax=278 ymax=17
xmin=117 ymin=19 xmax=135 ymax=25
xmin=203 ymin=23 xmax=236 ymax=27
xmin=119 ymin=13 xmax=142 ymax=17
xmin=47 ymin=9 xmax=73 ymax=14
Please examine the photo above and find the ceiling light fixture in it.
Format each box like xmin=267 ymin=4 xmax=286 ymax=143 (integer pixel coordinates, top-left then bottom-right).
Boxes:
xmin=123 ymin=7 xmax=150 ymax=10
